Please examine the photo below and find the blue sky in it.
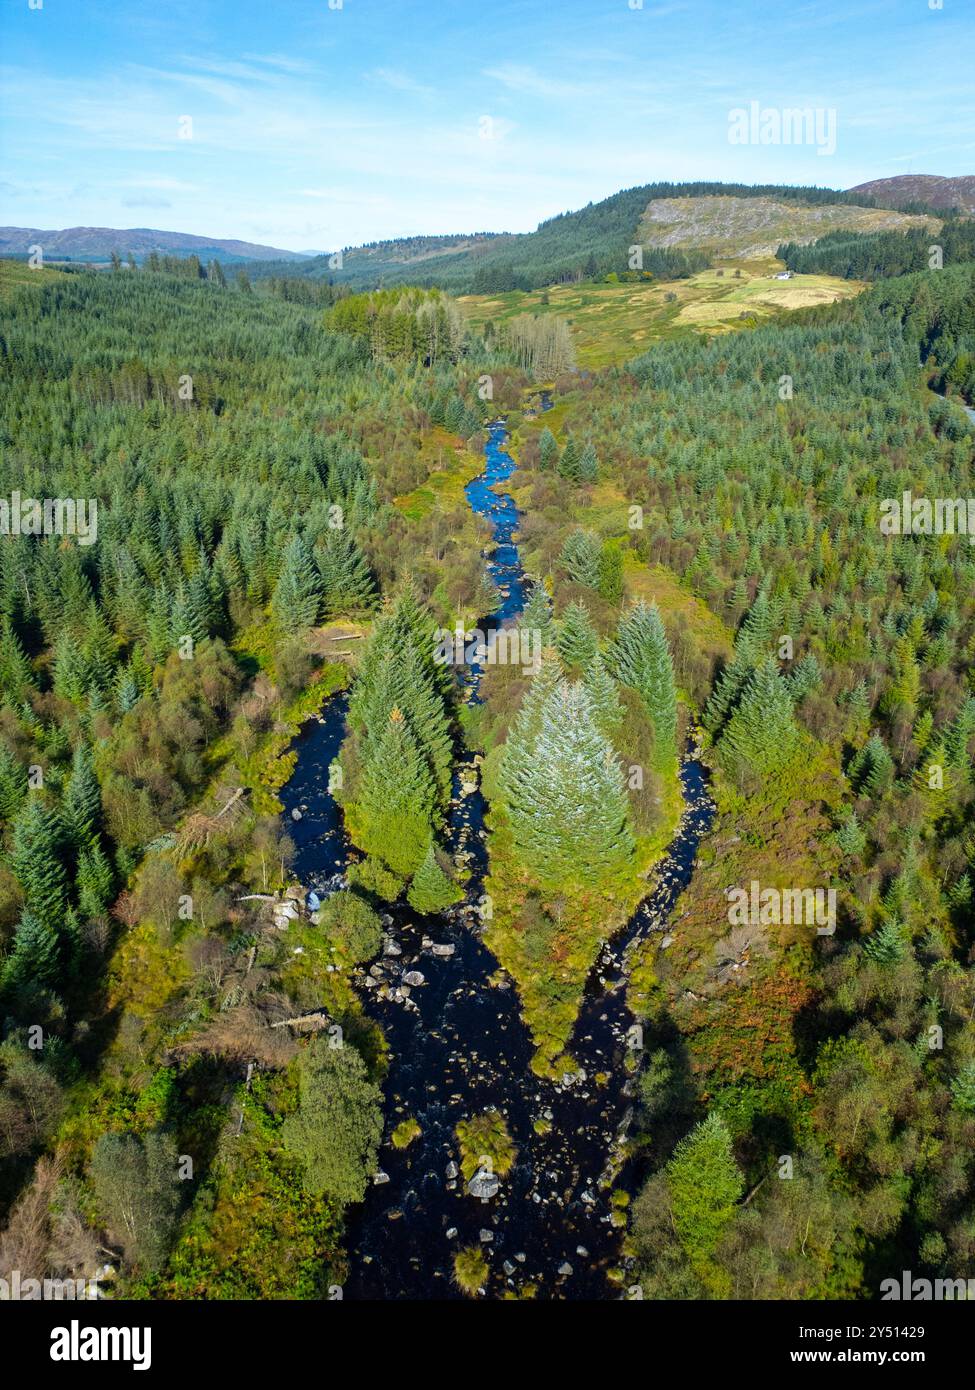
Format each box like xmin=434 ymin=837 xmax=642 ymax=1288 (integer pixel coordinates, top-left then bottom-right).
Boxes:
xmin=1 ymin=0 xmax=973 ymax=252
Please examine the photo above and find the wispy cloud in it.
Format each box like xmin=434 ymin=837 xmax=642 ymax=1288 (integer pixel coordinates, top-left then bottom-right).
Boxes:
xmin=482 ymin=63 xmax=598 ymax=101
xmin=369 ymin=68 xmax=433 ymax=97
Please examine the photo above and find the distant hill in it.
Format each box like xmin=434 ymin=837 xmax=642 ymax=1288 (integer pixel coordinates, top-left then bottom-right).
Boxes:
xmin=847 ymin=175 xmax=975 ymax=216
xmin=247 ymin=181 xmax=935 ymax=294
xmin=0 ymin=226 xmax=309 ymax=265
xmin=637 ymin=195 xmax=937 ymax=259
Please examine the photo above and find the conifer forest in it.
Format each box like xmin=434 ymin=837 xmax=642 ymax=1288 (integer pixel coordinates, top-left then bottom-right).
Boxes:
xmin=2 ymin=0 xmax=975 ymax=1361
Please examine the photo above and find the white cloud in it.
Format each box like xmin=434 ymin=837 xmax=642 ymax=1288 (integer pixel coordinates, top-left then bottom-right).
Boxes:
xmin=369 ymin=68 xmax=433 ymax=97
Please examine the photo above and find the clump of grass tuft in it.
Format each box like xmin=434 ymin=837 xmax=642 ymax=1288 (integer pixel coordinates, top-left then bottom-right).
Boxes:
xmin=455 ymin=1111 xmax=517 ymax=1181
xmin=391 ymin=1117 xmax=421 ymax=1149
xmin=453 ymin=1245 xmax=488 ymax=1296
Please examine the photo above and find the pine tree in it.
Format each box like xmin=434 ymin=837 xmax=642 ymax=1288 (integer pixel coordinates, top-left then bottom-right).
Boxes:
xmin=407 ymin=841 xmax=462 ymax=914
xmin=115 ymin=667 xmax=140 ymax=714
xmin=788 ymin=652 xmax=822 ymax=700
xmin=703 ymin=589 xmax=775 ymax=733
xmin=521 ymin=581 xmax=553 ymax=645
xmin=666 ymin=1113 xmax=744 ymax=1266
xmin=736 ymin=588 xmax=774 ymax=660
xmin=63 ymin=744 xmax=102 ymax=849
xmin=355 ymin=709 xmax=436 ymax=876
xmin=559 ymin=531 xmax=601 ymax=588
xmin=11 ymin=799 xmax=68 ymax=931
xmin=718 ymin=659 xmax=800 ymax=777
xmin=0 ymin=620 xmax=35 ymax=702
xmin=558 ymin=435 xmax=581 ymax=481
xmin=577 ymin=441 xmax=598 ymax=482
xmin=863 ymin=915 xmax=909 ymax=964
xmin=845 ymin=679 xmax=872 ymax=740
xmin=848 ymin=733 xmax=895 ymax=797
xmin=77 ymin=840 xmax=116 ymax=919
xmin=352 ymin=640 xmax=453 ymax=805
xmin=3 ymin=910 xmax=61 ymax=991
xmin=597 ymin=540 xmax=624 ymax=605
xmin=834 ymin=812 xmax=866 ymax=858
xmin=52 ymin=633 xmax=90 ymax=704
xmin=146 ymin=587 xmax=174 ymax=662
xmin=611 ymin=600 xmax=678 ymax=771
xmin=556 ymin=601 xmax=599 ymax=673
xmin=944 ymin=697 xmax=975 ymax=769
xmin=583 ymin=652 xmax=624 ymax=736
xmin=271 ymin=535 xmax=323 ymax=633
xmin=316 ymin=529 xmax=376 ymax=615
xmin=499 ymin=678 xmax=634 ymax=888
xmin=538 ymin=427 xmax=559 ymax=471
xmin=0 ymin=743 xmax=28 ymax=820
xmin=950 ymin=1062 xmax=975 ymax=1113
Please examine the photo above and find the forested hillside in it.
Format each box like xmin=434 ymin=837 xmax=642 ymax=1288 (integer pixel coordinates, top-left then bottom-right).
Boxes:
xmin=495 ymin=261 xmax=975 ymax=1295
xmin=0 ymin=264 xmax=504 ymax=1294
xmin=780 ymin=216 xmax=975 ymax=282
xmin=248 ymin=181 xmax=929 ymax=294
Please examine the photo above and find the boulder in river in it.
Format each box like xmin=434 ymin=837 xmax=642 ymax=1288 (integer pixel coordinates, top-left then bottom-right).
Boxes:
xmin=403 ymin=970 xmax=426 ymax=987
xmin=467 ymin=1169 xmax=500 ymax=1201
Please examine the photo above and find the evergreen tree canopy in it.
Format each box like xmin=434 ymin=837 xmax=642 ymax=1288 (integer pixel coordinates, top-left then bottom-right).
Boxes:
xmin=717 ymin=659 xmax=800 ymax=778
xmin=611 ymin=600 xmax=679 ymax=771
xmin=499 ymin=677 xmax=634 ymax=888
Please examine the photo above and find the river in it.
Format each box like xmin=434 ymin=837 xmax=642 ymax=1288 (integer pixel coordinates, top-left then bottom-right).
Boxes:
xmin=278 ymin=406 xmax=716 ymax=1299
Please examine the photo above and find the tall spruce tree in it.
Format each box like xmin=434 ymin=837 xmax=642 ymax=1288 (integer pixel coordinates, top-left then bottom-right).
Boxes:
xmin=583 ymin=652 xmax=624 ymax=736
xmin=848 ymin=733 xmax=895 ymax=797
xmin=0 ymin=620 xmax=35 ymax=702
xmin=521 ymin=581 xmax=554 ymax=646
xmin=666 ymin=1113 xmax=744 ymax=1268
xmin=538 ymin=427 xmax=559 ymax=471
xmin=271 ymin=535 xmax=323 ymax=633
xmin=0 ymin=743 xmax=28 ymax=820
xmin=63 ymin=744 xmax=103 ymax=849
xmin=406 ymin=841 xmax=462 ymax=914
xmin=611 ymin=600 xmax=678 ymax=772
xmin=3 ymin=910 xmax=61 ymax=991
xmin=718 ymin=659 xmax=800 ymax=777
xmin=354 ymin=709 xmax=437 ymax=876
xmin=704 ymin=588 xmax=776 ymax=734
xmin=11 ymin=799 xmax=68 ymax=931
xmin=559 ymin=531 xmax=601 ymax=588
xmin=499 ymin=678 xmax=634 ymax=888
xmin=316 ymin=529 xmax=376 ymax=615
xmin=556 ymin=601 xmax=599 ymax=673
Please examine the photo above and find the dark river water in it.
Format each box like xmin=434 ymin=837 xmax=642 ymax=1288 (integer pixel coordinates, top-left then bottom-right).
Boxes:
xmin=279 ymin=407 xmax=715 ymax=1299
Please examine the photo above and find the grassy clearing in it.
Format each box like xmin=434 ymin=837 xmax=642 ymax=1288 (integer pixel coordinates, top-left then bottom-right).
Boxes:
xmin=392 ymin=426 xmax=484 ymax=520
xmin=459 ymin=261 xmax=863 ymax=368
xmin=0 ymin=256 xmax=70 ymax=300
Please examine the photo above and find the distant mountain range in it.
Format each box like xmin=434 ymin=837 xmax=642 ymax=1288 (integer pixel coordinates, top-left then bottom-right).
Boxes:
xmin=2 ymin=176 xmax=971 ymax=286
xmin=847 ymin=175 xmax=975 ymax=215
xmin=0 ymin=226 xmax=309 ymax=264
